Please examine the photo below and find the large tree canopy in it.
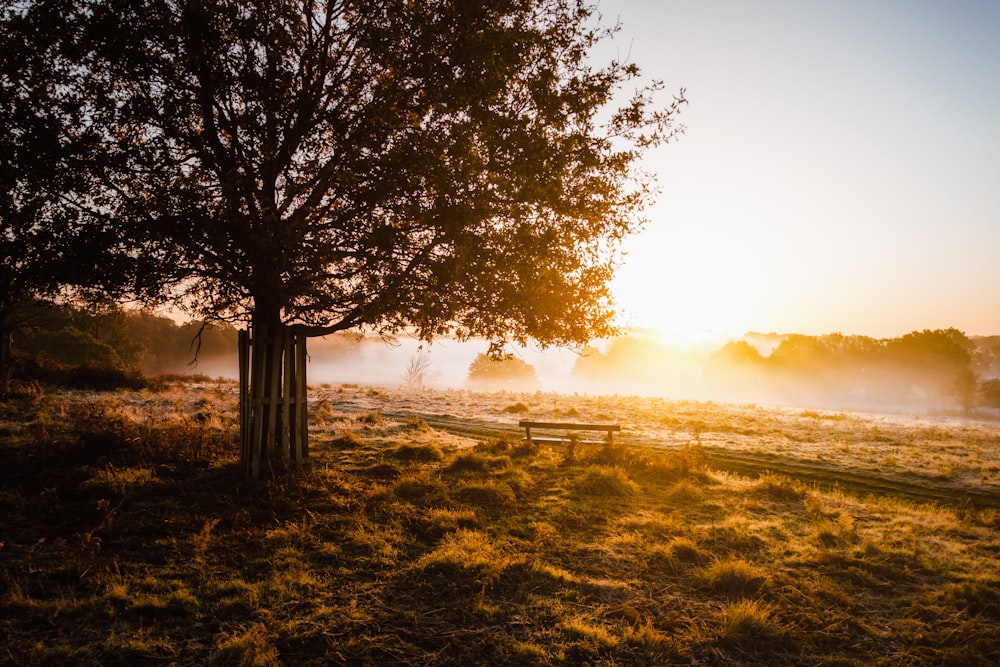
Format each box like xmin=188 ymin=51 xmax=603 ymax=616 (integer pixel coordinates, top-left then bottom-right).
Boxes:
xmin=5 ymin=0 xmax=684 ymax=476
xmin=1 ymin=10 xmax=132 ymax=385
xmin=9 ymin=0 xmax=684 ymax=345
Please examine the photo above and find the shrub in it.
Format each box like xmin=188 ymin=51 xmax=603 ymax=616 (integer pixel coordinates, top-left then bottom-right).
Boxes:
xmin=14 ymin=355 xmax=147 ymax=391
xmin=979 ymin=378 xmax=1000 ymax=409
xmin=69 ymin=361 xmax=147 ymax=391
xmin=467 ymin=353 xmax=539 ymax=392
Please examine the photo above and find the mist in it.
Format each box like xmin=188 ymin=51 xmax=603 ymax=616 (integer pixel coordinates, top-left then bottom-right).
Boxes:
xmin=16 ymin=291 xmax=994 ymax=418
xmin=116 ymin=313 xmax=998 ymax=418
xmin=274 ymin=329 xmax=1000 ymax=418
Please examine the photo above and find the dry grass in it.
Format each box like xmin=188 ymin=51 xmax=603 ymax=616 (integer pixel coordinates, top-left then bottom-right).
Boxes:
xmin=1 ymin=380 xmax=998 ymax=665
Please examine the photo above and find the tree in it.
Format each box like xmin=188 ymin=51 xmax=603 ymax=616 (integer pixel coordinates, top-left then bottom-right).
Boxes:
xmin=1 ymin=14 xmax=60 ymax=388
xmin=572 ymin=334 xmax=680 ymax=384
xmin=884 ymin=329 xmax=975 ymax=404
xmin=467 ymin=353 xmax=538 ymax=392
xmin=12 ymin=302 xmax=142 ymax=368
xmin=2 ymin=1 xmax=153 ymax=393
xmin=402 ymin=348 xmax=434 ymax=390
xmin=13 ymin=0 xmax=685 ymax=477
xmin=979 ymin=378 xmax=1000 ymax=410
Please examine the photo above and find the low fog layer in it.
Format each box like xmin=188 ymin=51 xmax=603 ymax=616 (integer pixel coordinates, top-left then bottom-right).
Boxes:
xmin=14 ymin=306 xmax=999 ymax=416
xmin=298 ymin=329 xmax=1000 ymax=416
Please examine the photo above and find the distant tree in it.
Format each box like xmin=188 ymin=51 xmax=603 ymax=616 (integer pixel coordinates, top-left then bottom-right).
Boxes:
xmin=704 ymin=339 xmax=766 ymax=393
xmin=979 ymin=378 xmax=1000 ymax=410
xmin=402 ymin=348 xmax=434 ymax=390
xmin=708 ymin=340 xmax=766 ymax=366
xmin=884 ymin=329 xmax=975 ymax=404
xmin=971 ymin=336 xmax=1000 ymax=378
xmin=13 ymin=303 xmax=142 ymax=368
xmin=467 ymin=353 xmax=538 ymax=392
xmin=768 ymin=334 xmax=837 ymax=374
xmin=124 ymin=312 xmax=239 ymax=374
xmin=885 ymin=329 xmax=973 ymax=370
xmin=12 ymin=0 xmax=684 ymax=477
xmin=572 ymin=334 xmax=678 ymax=384
xmin=954 ymin=366 xmax=978 ymax=414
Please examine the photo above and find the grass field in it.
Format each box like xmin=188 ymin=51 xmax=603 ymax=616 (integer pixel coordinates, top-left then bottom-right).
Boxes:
xmin=2 ymin=379 xmax=999 ymax=665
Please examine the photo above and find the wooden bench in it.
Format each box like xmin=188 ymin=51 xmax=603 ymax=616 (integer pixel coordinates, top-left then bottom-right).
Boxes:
xmin=519 ymin=420 xmax=621 ymax=445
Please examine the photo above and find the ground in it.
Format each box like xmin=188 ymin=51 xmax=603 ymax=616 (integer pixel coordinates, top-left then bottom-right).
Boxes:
xmin=1 ymin=379 xmax=998 ymax=665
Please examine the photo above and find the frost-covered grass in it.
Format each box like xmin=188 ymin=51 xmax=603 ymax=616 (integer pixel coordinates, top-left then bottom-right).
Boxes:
xmin=1 ymin=380 xmax=998 ymax=665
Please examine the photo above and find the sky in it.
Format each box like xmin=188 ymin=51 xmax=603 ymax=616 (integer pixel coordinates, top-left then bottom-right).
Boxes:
xmin=599 ymin=0 xmax=1000 ymax=344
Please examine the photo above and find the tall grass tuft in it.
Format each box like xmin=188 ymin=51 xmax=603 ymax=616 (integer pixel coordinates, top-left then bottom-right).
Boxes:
xmin=812 ymin=512 xmax=858 ymax=549
xmin=444 ymin=451 xmax=508 ymax=475
xmin=211 ymin=623 xmax=280 ymax=666
xmin=389 ymin=443 xmax=444 ymax=463
xmin=412 ymin=529 xmax=508 ymax=595
xmin=713 ymin=599 xmax=790 ymax=650
xmin=453 ymin=480 xmax=517 ymax=510
xmin=358 ymin=408 xmax=383 ymax=425
xmin=669 ymin=537 xmax=707 ymax=565
xmin=621 ymin=618 xmax=676 ymax=659
xmin=574 ymin=465 xmax=639 ymax=497
xmin=698 ymin=558 xmax=770 ymax=598
xmin=754 ymin=472 xmax=808 ymax=502
xmin=330 ymin=430 xmax=364 ymax=448
xmin=391 ymin=474 xmax=447 ymax=506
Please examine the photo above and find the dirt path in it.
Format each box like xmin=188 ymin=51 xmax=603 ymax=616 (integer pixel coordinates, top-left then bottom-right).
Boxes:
xmin=382 ymin=409 xmax=1000 ymax=509
xmin=695 ymin=446 xmax=1000 ymax=508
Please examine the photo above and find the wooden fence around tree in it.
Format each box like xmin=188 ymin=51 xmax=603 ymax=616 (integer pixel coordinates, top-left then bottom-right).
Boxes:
xmin=239 ymin=324 xmax=308 ymax=479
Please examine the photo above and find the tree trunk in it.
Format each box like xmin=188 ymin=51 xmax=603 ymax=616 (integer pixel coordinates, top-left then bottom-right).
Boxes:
xmin=239 ymin=308 xmax=309 ymax=480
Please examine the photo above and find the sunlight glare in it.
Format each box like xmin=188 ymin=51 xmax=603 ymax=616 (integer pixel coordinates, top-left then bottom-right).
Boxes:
xmin=612 ymin=231 xmax=764 ymax=348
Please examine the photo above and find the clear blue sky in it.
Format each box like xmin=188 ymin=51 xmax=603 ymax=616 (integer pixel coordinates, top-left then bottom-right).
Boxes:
xmin=600 ymin=0 xmax=1000 ymax=342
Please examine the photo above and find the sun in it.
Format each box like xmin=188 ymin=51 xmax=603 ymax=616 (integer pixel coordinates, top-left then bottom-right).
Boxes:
xmin=611 ymin=233 xmax=766 ymax=347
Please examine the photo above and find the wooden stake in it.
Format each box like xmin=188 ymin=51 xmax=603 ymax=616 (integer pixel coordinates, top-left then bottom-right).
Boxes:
xmin=250 ymin=323 xmax=267 ymax=480
xmin=238 ymin=329 xmax=249 ymax=465
xmin=281 ymin=327 xmax=292 ymax=464
xmin=296 ymin=332 xmax=308 ymax=462
xmin=266 ymin=325 xmax=282 ymax=473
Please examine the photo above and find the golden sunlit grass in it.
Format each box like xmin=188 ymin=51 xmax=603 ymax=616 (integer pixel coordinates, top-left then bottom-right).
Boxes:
xmin=1 ymin=379 xmax=998 ymax=664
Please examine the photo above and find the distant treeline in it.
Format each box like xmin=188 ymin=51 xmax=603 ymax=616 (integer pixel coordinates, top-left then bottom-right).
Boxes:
xmin=11 ymin=304 xmax=1000 ymax=411
xmin=11 ymin=303 xmax=239 ymax=376
xmin=707 ymin=329 xmax=998 ymax=410
xmin=575 ymin=329 xmax=1000 ymax=411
